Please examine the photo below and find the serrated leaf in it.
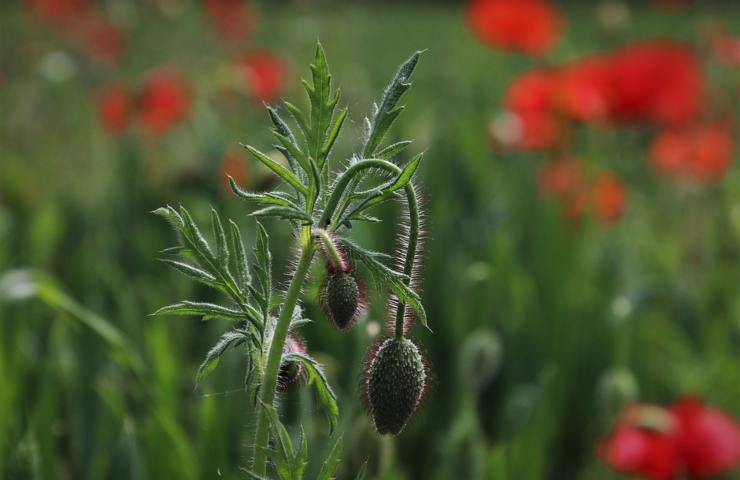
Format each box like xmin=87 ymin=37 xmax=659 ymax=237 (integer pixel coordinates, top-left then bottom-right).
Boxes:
xmin=229 ymin=177 xmax=296 ymax=208
xmin=363 ymin=50 xmax=422 ymax=157
xmin=305 ymin=42 xmax=338 ymax=168
xmin=179 ymin=206 xmax=214 ymax=261
xmin=283 ymin=353 xmax=339 ymax=433
xmin=153 ymin=301 xmax=246 ymax=322
xmin=283 ymin=100 xmax=310 ymax=143
xmin=268 ymin=106 xmax=304 ymax=176
xmin=242 ymin=144 xmax=308 ymax=196
xmin=211 ymin=209 xmax=229 ymax=270
xmin=152 ymin=205 xmax=184 ymax=229
xmin=315 ymin=435 xmax=343 ymax=480
xmin=227 ymin=220 xmax=250 ymax=290
xmin=320 ymin=107 xmax=347 ymax=157
xmin=339 ymin=238 xmax=429 ymax=330
xmin=274 ymin=132 xmax=309 ymax=174
xmin=387 ymin=153 xmax=423 ymax=192
xmin=376 ymin=140 xmax=413 ymax=160
xmin=253 ymin=222 xmax=272 ymax=320
xmin=158 ymin=259 xmax=219 ymax=287
xmin=196 ymin=330 xmax=247 ymax=384
xmin=250 ymin=206 xmax=313 ymax=224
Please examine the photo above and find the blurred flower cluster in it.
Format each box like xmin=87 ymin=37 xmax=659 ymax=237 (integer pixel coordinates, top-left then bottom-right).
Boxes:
xmin=599 ymin=398 xmax=740 ymax=480
xmin=470 ymin=0 xmax=737 ymax=226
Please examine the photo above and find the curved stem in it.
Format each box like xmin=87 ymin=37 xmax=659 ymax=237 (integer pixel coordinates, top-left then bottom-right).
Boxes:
xmin=314 ymin=228 xmax=346 ymax=272
xmin=251 ymin=229 xmax=315 ymax=476
xmin=395 ymin=182 xmax=419 ymax=339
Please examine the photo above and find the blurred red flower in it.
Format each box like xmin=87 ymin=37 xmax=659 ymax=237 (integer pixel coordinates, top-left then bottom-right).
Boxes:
xmin=599 ymin=398 xmax=740 ymax=480
xmin=710 ymin=33 xmax=740 ymax=67
xmin=592 ymin=172 xmax=626 ymax=223
xmin=553 ymin=57 xmax=611 ymax=122
xmin=97 ymin=84 xmax=131 ymax=134
xmin=239 ymin=53 xmax=285 ymax=103
xmin=650 ymin=122 xmax=734 ymax=182
xmin=204 ymin=0 xmax=253 ymax=43
xmin=466 ymin=0 xmax=564 ymax=56
xmin=501 ymin=70 xmax=559 ymax=150
xmin=537 ymin=159 xmax=583 ymax=197
xmin=609 ymin=41 xmax=703 ymax=125
xmin=138 ymin=70 xmax=192 ymax=136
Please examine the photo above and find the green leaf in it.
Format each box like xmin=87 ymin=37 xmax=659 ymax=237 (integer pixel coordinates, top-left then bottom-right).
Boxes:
xmin=227 ymin=220 xmax=250 ymax=290
xmin=242 ymin=144 xmax=308 ymax=196
xmin=158 ymin=259 xmax=219 ymax=288
xmin=240 ymin=470 xmax=268 ymax=480
xmin=253 ymin=222 xmax=272 ymax=320
xmin=294 ymin=427 xmax=309 ymax=480
xmin=283 ymin=353 xmax=339 ymax=433
xmin=261 ymin=402 xmax=295 ymax=479
xmin=320 ymin=107 xmax=347 ymax=157
xmin=153 ymin=301 xmax=246 ymax=322
xmin=283 ymin=100 xmax=310 ymax=143
xmin=339 ymin=238 xmax=429 ymax=330
xmin=376 ymin=140 xmax=412 ymax=160
xmin=387 ymin=153 xmax=423 ymax=192
xmin=304 ymin=42 xmax=340 ymax=168
xmin=152 ymin=205 xmax=184 ymax=228
xmin=315 ymin=435 xmax=343 ymax=480
xmin=250 ymin=206 xmax=313 ymax=224
xmin=229 ymin=177 xmax=298 ymax=208
xmin=195 ymin=330 xmax=247 ymax=384
xmin=179 ymin=206 xmax=214 ymax=261
xmin=363 ymin=50 xmax=422 ymax=157
xmin=211 ymin=208 xmax=229 ymax=270
xmin=268 ymin=105 xmax=304 ymax=176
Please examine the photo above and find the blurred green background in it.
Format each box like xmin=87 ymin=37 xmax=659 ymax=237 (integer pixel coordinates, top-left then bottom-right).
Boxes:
xmin=1 ymin=1 xmax=738 ymax=479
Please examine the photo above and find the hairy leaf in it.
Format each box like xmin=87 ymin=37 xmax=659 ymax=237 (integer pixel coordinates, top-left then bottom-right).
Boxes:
xmin=315 ymin=435 xmax=343 ymax=480
xmin=196 ymin=330 xmax=247 ymax=384
xmin=153 ymin=301 xmax=247 ymax=322
xmin=376 ymin=140 xmax=412 ymax=160
xmin=211 ymin=208 xmax=229 ymax=270
xmin=242 ymin=144 xmax=308 ymax=196
xmin=227 ymin=220 xmax=250 ymax=290
xmin=158 ymin=259 xmax=219 ymax=288
xmin=283 ymin=353 xmax=339 ymax=433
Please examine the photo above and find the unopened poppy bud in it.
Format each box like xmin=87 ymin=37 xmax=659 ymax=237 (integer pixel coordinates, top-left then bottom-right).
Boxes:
xmin=277 ymin=334 xmax=305 ymax=392
xmin=363 ymin=337 xmax=428 ymax=435
xmin=321 ymin=270 xmax=362 ymax=330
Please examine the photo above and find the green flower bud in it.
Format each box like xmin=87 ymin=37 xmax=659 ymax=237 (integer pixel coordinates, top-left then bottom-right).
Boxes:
xmin=363 ymin=337 xmax=428 ymax=435
xmin=321 ymin=271 xmax=362 ymax=330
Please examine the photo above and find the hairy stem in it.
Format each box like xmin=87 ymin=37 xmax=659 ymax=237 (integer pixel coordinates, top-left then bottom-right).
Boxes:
xmin=251 ymin=229 xmax=315 ymax=475
xmin=315 ymin=228 xmax=346 ymax=272
xmin=395 ymin=182 xmax=419 ymax=339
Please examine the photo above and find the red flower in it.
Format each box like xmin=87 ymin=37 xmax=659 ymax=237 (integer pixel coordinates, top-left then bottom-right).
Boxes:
xmin=137 ymin=69 xmax=192 ymax=136
xmin=204 ymin=0 xmax=253 ymax=42
xmin=599 ymin=399 xmax=740 ymax=479
xmin=650 ymin=122 xmax=733 ymax=182
xmin=239 ymin=53 xmax=285 ymax=103
xmin=500 ymin=69 xmax=559 ymax=150
xmin=609 ymin=41 xmax=704 ymax=125
xmin=97 ymin=84 xmax=131 ymax=134
xmin=592 ymin=172 xmax=626 ymax=223
xmin=537 ymin=159 xmax=583 ymax=197
xmin=466 ymin=0 xmax=564 ymax=56
xmin=671 ymin=397 xmax=740 ymax=477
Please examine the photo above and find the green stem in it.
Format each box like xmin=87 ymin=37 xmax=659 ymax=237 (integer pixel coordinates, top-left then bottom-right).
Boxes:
xmin=251 ymin=231 xmax=315 ymax=475
xmin=314 ymin=228 xmax=346 ymax=272
xmin=395 ymin=183 xmax=419 ymax=339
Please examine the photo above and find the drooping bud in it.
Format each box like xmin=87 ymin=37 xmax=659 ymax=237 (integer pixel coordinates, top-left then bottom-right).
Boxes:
xmin=315 ymin=229 xmax=364 ymax=330
xmin=362 ymin=337 xmax=428 ymax=435
xmin=321 ymin=270 xmax=362 ymax=330
xmin=277 ymin=334 xmax=306 ymax=392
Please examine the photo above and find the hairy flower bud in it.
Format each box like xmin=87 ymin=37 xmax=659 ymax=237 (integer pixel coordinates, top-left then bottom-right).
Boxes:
xmin=363 ymin=337 xmax=428 ymax=435
xmin=277 ymin=334 xmax=305 ymax=392
xmin=321 ymin=271 xmax=362 ymax=330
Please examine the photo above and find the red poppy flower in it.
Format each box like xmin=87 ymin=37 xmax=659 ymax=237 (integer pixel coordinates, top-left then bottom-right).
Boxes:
xmin=137 ymin=69 xmax=192 ymax=136
xmin=537 ymin=159 xmax=583 ymax=197
xmin=650 ymin=122 xmax=733 ymax=182
xmin=221 ymin=149 xmax=250 ymax=191
xmin=599 ymin=399 xmax=740 ymax=479
xmin=501 ymin=69 xmax=560 ymax=150
xmin=466 ymin=0 xmax=564 ymax=56
xmin=239 ymin=53 xmax=285 ymax=103
xmin=592 ymin=172 xmax=626 ymax=223
xmin=204 ymin=0 xmax=253 ymax=42
xmin=671 ymin=397 xmax=740 ymax=477
xmin=97 ymin=84 xmax=131 ymax=134
xmin=608 ymin=41 xmax=703 ymax=125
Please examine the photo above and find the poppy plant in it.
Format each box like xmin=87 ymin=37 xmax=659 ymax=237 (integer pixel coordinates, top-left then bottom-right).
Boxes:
xmin=591 ymin=172 xmax=626 ymax=223
xmin=599 ymin=397 xmax=740 ymax=480
xmin=650 ymin=122 xmax=734 ymax=182
xmin=203 ymin=0 xmax=253 ymax=43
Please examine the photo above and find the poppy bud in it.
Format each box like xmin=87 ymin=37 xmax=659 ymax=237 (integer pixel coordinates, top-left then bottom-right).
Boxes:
xmin=277 ymin=335 xmax=305 ymax=392
xmin=363 ymin=337 xmax=428 ymax=435
xmin=321 ymin=271 xmax=362 ymax=330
